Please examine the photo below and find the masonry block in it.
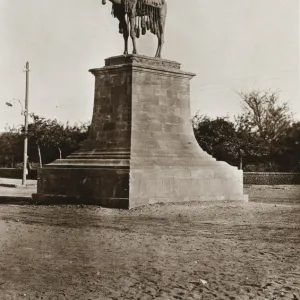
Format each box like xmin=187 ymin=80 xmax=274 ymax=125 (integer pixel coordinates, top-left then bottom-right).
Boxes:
xmin=33 ymin=55 xmax=248 ymax=208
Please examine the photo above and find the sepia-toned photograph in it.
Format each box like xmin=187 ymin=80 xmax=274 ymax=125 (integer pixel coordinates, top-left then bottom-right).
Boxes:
xmin=0 ymin=0 xmax=299 ymax=299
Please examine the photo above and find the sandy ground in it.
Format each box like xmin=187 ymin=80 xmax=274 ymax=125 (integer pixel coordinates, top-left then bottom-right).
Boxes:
xmin=0 ymin=200 xmax=299 ymax=300
xmin=0 ymin=178 xmax=36 ymax=199
xmin=245 ymin=185 xmax=300 ymax=205
xmin=0 ymin=178 xmax=37 ymax=187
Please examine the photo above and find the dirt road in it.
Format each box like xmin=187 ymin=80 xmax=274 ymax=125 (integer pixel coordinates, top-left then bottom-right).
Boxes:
xmin=0 ymin=201 xmax=299 ymax=300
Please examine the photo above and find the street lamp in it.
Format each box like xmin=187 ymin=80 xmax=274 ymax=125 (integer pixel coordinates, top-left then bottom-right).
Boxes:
xmin=6 ymin=99 xmax=24 ymax=111
xmin=5 ymin=62 xmax=30 ymax=186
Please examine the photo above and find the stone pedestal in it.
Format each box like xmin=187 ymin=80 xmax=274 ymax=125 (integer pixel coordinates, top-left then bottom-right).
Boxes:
xmin=33 ymin=55 xmax=248 ymax=208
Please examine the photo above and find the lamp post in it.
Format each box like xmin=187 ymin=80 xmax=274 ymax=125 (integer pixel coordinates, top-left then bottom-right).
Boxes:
xmin=23 ymin=61 xmax=29 ymax=186
xmin=5 ymin=62 xmax=30 ymax=186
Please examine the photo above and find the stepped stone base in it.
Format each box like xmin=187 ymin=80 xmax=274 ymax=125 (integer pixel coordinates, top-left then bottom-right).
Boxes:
xmin=33 ymin=55 xmax=248 ymax=209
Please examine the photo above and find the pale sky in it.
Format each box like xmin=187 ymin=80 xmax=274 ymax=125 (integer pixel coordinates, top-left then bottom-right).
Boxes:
xmin=0 ymin=0 xmax=299 ymax=131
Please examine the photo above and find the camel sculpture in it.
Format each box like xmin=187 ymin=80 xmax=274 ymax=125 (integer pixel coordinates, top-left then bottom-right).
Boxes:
xmin=102 ymin=0 xmax=167 ymax=58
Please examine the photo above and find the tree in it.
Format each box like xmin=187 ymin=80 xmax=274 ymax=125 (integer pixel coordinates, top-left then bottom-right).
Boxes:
xmin=237 ymin=89 xmax=293 ymax=171
xmin=27 ymin=114 xmax=55 ymax=167
xmin=193 ymin=114 xmax=240 ymax=166
xmin=238 ymin=90 xmax=292 ymax=143
xmin=49 ymin=121 xmax=89 ymax=160
xmin=0 ymin=127 xmax=23 ymax=167
xmin=27 ymin=114 xmax=89 ymax=167
xmin=0 ymin=115 xmax=89 ymax=168
xmin=192 ymin=113 xmax=270 ymax=170
xmin=273 ymin=121 xmax=300 ymax=172
xmin=234 ymin=115 xmax=270 ymax=170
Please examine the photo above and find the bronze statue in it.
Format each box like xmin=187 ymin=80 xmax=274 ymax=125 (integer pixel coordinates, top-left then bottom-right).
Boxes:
xmin=102 ymin=0 xmax=167 ymax=58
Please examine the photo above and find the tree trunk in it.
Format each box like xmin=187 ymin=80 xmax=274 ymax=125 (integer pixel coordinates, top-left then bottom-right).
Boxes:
xmin=37 ymin=145 xmax=42 ymax=168
xmin=239 ymin=155 xmax=243 ymax=170
xmin=58 ymin=147 xmax=62 ymax=159
xmin=238 ymin=150 xmax=243 ymax=170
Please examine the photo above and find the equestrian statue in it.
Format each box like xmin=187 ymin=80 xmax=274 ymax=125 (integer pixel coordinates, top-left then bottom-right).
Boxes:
xmin=102 ymin=0 xmax=167 ymax=58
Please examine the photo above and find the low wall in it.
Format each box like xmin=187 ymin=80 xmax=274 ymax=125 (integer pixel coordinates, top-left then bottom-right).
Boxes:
xmin=0 ymin=168 xmax=37 ymax=180
xmin=244 ymin=172 xmax=300 ymax=185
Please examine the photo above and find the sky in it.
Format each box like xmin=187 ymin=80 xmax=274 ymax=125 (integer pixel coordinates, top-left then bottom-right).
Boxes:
xmin=0 ymin=0 xmax=299 ymax=131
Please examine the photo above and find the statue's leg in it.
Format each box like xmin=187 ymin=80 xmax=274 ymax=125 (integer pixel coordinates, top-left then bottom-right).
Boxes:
xmin=156 ymin=16 xmax=166 ymax=58
xmin=121 ymin=15 xmax=129 ymax=55
xmin=116 ymin=12 xmax=129 ymax=55
xmin=156 ymin=4 xmax=167 ymax=58
xmin=155 ymin=31 xmax=161 ymax=58
xmin=123 ymin=18 xmax=129 ymax=55
xmin=129 ymin=13 xmax=138 ymax=55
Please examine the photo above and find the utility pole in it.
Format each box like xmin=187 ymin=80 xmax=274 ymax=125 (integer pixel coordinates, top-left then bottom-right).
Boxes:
xmin=22 ymin=61 xmax=29 ymax=186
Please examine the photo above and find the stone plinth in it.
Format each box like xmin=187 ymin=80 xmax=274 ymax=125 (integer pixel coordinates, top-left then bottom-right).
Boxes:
xmin=33 ymin=55 xmax=248 ymax=208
